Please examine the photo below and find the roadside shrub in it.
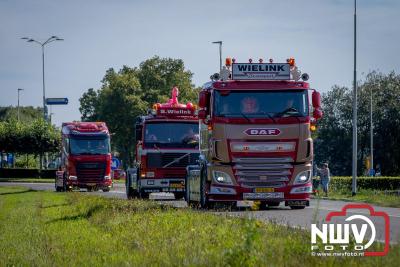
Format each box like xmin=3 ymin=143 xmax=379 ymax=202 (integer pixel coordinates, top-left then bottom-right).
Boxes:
xmin=314 ymin=176 xmax=400 ymax=191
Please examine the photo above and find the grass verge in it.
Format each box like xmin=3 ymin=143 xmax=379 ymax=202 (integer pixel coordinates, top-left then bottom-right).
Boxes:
xmin=0 ymin=186 xmax=399 ymax=266
xmin=0 ymin=178 xmax=54 ymax=183
xmin=313 ymin=188 xmax=400 ymax=208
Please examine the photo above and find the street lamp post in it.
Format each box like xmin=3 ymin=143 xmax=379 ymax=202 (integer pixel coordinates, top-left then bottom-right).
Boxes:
xmin=370 ymin=84 xmax=374 ymax=176
xmin=17 ymin=88 xmax=24 ymax=121
xmin=352 ymin=0 xmax=358 ymax=195
xmin=21 ymin=36 xmax=63 ymax=121
xmin=212 ymin=41 xmax=223 ymax=71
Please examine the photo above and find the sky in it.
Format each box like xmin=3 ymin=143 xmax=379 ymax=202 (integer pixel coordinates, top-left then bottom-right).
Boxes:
xmin=0 ymin=0 xmax=399 ymax=127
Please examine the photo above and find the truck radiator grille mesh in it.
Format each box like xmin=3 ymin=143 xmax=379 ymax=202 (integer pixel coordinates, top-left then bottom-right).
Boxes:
xmin=76 ymin=162 xmax=106 ymax=181
xmin=232 ymin=157 xmax=293 ymax=188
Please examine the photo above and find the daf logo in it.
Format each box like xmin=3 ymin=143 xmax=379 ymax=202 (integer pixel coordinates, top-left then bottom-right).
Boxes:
xmin=244 ymin=128 xmax=281 ymax=136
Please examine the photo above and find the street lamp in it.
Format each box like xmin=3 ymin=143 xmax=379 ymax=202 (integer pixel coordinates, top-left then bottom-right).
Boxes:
xmin=17 ymin=88 xmax=24 ymax=121
xmin=352 ymin=0 xmax=358 ymax=195
xmin=212 ymin=41 xmax=223 ymax=71
xmin=21 ymin=36 xmax=63 ymax=121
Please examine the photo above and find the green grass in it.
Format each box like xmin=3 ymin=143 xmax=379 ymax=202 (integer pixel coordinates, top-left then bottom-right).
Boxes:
xmin=0 ymin=186 xmax=399 ymax=266
xmin=314 ymin=188 xmax=400 ymax=208
xmin=0 ymin=177 xmax=54 ymax=183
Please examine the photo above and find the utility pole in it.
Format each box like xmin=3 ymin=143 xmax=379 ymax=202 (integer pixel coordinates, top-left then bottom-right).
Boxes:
xmin=212 ymin=41 xmax=223 ymax=71
xmin=352 ymin=0 xmax=358 ymax=195
xmin=17 ymin=88 xmax=24 ymax=121
xmin=370 ymin=84 xmax=374 ymax=176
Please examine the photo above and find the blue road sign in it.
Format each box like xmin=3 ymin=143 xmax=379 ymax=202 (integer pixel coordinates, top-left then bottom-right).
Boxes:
xmin=46 ymin=98 xmax=68 ymax=105
xmin=111 ymin=157 xmax=121 ymax=170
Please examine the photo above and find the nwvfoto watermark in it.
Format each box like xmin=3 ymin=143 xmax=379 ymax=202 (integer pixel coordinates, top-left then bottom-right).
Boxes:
xmin=310 ymin=204 xmax=390 ymax=257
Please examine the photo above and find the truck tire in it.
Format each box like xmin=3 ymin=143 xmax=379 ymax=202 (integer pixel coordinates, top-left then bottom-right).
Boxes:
xmin=126 ymin=187 xmax=137 ymax=199
xmin=290 ymin=206 xmax=306 ymax=210
xmin=175 ymin=192 xmax=185 ymax=200
xmin=139 ymin=190 xmax=149 ymax=199
xmin=55 ymin=181 xmax=63 ymax=192
xmin=62 ymin=175 xmax=68 ymax=192
xmin=102 ymin=188 xmax=110 ymax=192
xmin=184 ymin=173 xmax=190 ymax=203
xmin=200 ymin=167 xmax=213 ymax=209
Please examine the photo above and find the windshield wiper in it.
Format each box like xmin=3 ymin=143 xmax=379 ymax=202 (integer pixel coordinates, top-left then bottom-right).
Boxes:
xmin=251 ymin=112 xmax=277 ymax=123
xmin=239 ymin=112 xmax=251 ymax=123
xmin=162 ymin=153 xmax=191 ymax=168
xmin=276 ymin=107 xmax=301 ymax=117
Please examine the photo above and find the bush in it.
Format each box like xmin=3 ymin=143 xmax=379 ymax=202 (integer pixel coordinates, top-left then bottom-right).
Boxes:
xmin=314 ymin=176 xmax=400 ymax=191
xmin=0 ymin=168 xmax=56 ymax=178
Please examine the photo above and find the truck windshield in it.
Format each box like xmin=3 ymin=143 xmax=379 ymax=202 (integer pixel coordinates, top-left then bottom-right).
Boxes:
xmin=69 ymin=137 xmax=110 ymax=155
xmin=144 ymin=122 xmax=199 ymax=148
xmin=214 ymin=90 xmax=308 ymax=118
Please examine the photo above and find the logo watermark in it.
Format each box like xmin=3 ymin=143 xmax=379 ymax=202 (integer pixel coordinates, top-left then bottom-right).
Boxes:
xmin=311 ymin=204 xmax=390 ymax=257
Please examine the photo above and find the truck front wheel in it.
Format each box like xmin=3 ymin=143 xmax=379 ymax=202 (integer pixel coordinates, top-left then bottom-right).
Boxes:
xmin=126 ymin=187 xmax=137 ymax=199
xmin=200 ymin=168 xmax=213 ymax=209
xmin=290 ymin=206 xmax=306 ymax=210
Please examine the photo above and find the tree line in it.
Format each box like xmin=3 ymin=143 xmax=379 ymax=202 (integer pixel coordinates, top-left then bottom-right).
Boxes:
xmin=79 ymin=56 xmax=199 ymax=166
xmin=79 ymin=56 xmax=400 ymax=175
xmin=314 ymin=71 xmax=400 ymax=176
xmin=0 ymin=119 xmax=60 ymax=169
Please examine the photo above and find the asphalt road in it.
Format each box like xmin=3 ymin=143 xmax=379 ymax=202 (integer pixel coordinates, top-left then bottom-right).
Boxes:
xmin=1 ymin=182 xmax=399 ymax=245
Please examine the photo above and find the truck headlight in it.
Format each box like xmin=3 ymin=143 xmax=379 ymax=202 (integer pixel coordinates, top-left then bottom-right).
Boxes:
xmin=293 ymin=171 xmax=311 ymax=185
xmin=104 ymin=176 xmax=111 ymax=180
xmin=68 ymin=175 xmax=77 ymax=180
xmin=212 ymin=171 xmax=233 ymax=185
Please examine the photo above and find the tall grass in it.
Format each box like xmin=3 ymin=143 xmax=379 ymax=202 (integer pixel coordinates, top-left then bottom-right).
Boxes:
xmin=0 ymin=186 xmax=399 ymax=266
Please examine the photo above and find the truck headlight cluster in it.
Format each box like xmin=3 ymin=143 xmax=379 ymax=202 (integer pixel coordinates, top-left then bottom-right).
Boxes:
xmin=68 ymin=175 xmax=77 ymax=180
xmin=212 ymin=171 xmax=233 ymax=185
xmin=293 ymin=171 xmax=311 ymax=185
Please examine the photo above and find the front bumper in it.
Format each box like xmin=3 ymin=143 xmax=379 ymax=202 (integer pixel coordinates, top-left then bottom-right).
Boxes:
xmin=140 ymin=178 xmax=185 ymax=193
xmin=67 ymin=179 xmax=112 ymax=189
xmin=208 ymin=183 xmax=312 ymax=204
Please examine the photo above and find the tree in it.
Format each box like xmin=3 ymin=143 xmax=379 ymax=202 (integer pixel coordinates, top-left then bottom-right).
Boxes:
xmin=79 ymin=56 xmax=199 ymax=166
xmin=0 ymin=106 xmax=42 ymax=122
xmin=0 ymin=119 xmax=60 ymax=169
xmin=314 ymin=71 xmax=400 ymax=176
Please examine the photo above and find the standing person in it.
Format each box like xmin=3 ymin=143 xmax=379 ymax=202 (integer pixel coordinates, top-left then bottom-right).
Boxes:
xmin=316 ymin=163 xmax=331 ymax=197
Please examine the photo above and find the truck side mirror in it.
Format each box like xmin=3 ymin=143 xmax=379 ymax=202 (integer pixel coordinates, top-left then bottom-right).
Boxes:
xmin=198 ymin=90 xmax=209 ymax=109
xmin=198 ymin=109 xmax=207 ymax=120
xmin=135 ymin=125 xmax=142 ymax=142
xmin=313 ymin=109 xmax=323 ymax=120
xmin=312 ymin=90 xmax=321 ymax=109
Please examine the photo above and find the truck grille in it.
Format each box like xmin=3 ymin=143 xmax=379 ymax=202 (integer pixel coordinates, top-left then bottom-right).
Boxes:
xmin=147 ymin=153 xmax=199 ymax=168
xmin=76 ymin=162 xmax=106 ymax=181
xmin=233 ymin=157 xmax=293 ymax=188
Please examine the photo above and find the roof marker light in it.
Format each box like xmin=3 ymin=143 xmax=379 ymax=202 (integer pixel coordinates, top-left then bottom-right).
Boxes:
xmin=269 ymin=58 xmax=273 ymax=63
xmin=249 ymin=58 xmax=253 ymax=63
xmin=232 ymin=58 xmax=236 ymax=63
xmin=225 ymin=57 xmax=232 ymax=67
xmin=287 ymin=57 xmax=295 ymax=66
xmin=259 ymin=58 xmax=263 ymax=63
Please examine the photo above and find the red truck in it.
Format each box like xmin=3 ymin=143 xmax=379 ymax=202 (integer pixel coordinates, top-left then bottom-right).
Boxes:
xmin=55 ymin=122 xmax=112 ymax=192
xmin=126 ymin=87 xmax=199 ymax=199
xmin=185 ymin=57 xmax=323 ymax=209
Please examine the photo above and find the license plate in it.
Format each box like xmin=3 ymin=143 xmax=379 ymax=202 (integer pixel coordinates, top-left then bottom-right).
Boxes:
xmin=243 ymin=192 xmax=284 ymax=199
xmin=87 ymin=183 xmax=96 ymax=186
xmin=254 ymin=188 xmax=274 ymax=193
xmin=170 ymin=183 xmax=184 ymax=188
